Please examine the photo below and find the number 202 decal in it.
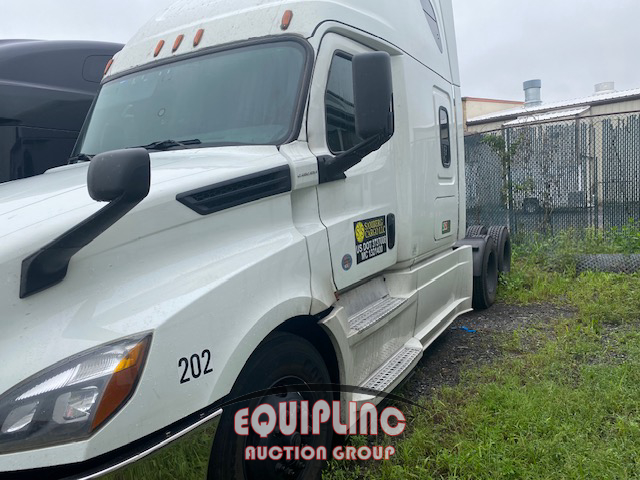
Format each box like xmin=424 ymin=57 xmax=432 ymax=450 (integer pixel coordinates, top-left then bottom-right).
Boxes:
xmin=179 ymin=349 xmax=214 ymax=384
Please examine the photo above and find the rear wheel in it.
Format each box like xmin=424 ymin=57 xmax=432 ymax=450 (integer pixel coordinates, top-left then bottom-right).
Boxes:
xmin=208 ymin=333 xmax=333 ymax=480
xmin=488 ymin=226 xmax=512 ymax=273
xmin=472 ymin=236 xmax=498 ymax=310
xmin=466 ymin=225 xmax=488 ymax=237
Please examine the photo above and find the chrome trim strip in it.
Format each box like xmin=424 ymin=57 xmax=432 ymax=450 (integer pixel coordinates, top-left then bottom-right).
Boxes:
xmin=80 ymin=408 xmax=223 ymax=480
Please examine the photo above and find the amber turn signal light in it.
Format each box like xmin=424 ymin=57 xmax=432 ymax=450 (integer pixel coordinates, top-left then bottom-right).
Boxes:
xmin=91 ymin=336 xmax=151 ymax=431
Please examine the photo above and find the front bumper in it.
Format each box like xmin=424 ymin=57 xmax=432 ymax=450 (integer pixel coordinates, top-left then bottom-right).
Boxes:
xmin=0 ymin=408 xmax=222 ymax=480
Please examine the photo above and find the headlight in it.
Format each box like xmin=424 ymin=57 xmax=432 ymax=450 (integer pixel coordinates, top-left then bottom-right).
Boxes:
xmin=0 ymin=334 xmax=151 ymax=454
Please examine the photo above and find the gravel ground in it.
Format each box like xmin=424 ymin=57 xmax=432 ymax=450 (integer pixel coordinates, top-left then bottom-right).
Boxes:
xmin=401 ymin=303 xmax=575 ymax=399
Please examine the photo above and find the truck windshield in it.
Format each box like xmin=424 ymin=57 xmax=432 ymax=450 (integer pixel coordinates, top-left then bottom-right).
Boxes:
xmin=74 ymin=41 xmax=308 ymax=156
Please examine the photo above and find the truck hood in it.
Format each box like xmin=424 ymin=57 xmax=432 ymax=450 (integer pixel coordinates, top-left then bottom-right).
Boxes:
xmin=0 ymin=145 xmax=287 ymax=395
xmin=0 ymin=146 xmax=283 ymax=262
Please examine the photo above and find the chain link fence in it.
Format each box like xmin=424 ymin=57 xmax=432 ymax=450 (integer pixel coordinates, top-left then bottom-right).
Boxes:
xmin=465 ymin=112 xmax=640 ymax=241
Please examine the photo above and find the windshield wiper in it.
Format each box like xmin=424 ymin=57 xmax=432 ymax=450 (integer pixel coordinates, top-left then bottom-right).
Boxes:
xmin=68 ymin=153 xmax=95 ymax=164
xmin=67 ymin=139 xmax=202 ymax=163
xmin=137 ymin=139 xmax=202 ymax=151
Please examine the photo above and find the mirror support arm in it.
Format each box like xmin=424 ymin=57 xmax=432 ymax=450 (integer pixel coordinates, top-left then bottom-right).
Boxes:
xmin=20 ymin=148 xmax=150 ymax=299
xmin=19 ymin=196 xmax=144 ymax=299
xmin=317 ymin=133 xmax=387 ymax=184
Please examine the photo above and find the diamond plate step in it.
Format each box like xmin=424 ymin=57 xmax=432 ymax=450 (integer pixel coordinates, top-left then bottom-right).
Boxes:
xmin=360 ymin=346 xmax=422 ymax=392
xmin=348 ymin=296 xmax=407 ymax=334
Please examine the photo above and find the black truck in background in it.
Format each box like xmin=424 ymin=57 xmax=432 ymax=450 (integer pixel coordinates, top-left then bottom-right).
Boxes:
xmin=0 ymin=40 xmax=123 ymax=183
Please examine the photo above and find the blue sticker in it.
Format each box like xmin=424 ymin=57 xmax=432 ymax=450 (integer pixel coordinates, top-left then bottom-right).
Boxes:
xmin=342 ymin=254 xmax=353 ymax=271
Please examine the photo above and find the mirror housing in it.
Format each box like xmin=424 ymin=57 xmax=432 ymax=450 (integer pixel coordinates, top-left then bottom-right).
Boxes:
xmin=20 ymin=149 xmax=151 ymax=298
xmin=88 ymin=148 xmax=151 ymax=202
xmin=318 ymin=52 xmax=394 ymax=184
xmin=353 ymin=52 xmax=394 ymax=140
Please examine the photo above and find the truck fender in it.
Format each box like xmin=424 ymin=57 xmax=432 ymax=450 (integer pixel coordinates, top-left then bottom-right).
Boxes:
xmin=454 ymin=236 xmax=491 ymax=278
xmin=208 ymin=296 xmax=316 ymax=404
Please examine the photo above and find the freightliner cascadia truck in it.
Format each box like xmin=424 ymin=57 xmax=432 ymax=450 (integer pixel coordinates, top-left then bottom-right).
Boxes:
xmin=0 ymin=0 xmax=510 ymax=478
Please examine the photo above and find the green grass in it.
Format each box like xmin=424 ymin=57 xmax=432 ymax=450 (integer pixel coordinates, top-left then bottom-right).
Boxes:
xmin=325 ymin=228 xmax=640 ymax=480
xmin=500 ymin=226 xmax=640 ymax=309
xmin=326 ymin=327 xmax=640 ymax=480
xmin=103 ymin=423 xmax=216 ymax=479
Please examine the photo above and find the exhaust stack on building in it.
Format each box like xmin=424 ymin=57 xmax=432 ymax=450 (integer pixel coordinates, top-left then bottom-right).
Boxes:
xmin=523 ymin=79 xmax=542 ymax=108
xmin=594 ymin=82 xmax=615 ymax=94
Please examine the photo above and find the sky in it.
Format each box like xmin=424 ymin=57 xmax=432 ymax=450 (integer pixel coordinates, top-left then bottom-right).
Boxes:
xmin=452 ymin=0 xmax=640 ymax=102
xmin=1 ymin=0 xmax=638 ymax=103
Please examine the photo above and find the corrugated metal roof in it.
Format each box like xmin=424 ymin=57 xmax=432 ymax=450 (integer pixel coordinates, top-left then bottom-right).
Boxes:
xmin=502 ymin=107 xmax=591 ymax=126
xmin=468 ymin=87 xmax=640 ymax=125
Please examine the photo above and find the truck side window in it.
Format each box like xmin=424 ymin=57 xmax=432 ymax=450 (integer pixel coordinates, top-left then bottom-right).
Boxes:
xmin=420 ymin=0 xmax=443 ymax=52
xmin=325 ymin=53 xmax=363 ymax=154
xmin=439 ymin=107 xmax=451 ymax=168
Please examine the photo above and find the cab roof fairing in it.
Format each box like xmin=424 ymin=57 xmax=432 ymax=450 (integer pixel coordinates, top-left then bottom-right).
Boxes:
xmin=105 ymin=0 xmax=454 ymax=84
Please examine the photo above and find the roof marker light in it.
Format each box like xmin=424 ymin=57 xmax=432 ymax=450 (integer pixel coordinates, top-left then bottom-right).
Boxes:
xmin=281 ymin=10 xmax=294 ymax=30
xmin=103 ymin=58 xmax=114 ymax=77
xmin=173 ymin=34 xmax=184 ymax=53
xmin=154 ymin=40 xmax=165 ymax=57
xmin=194 ymin=29 xmax=205 ymax=47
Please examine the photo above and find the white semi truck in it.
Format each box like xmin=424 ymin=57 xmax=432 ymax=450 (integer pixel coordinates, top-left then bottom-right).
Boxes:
xmin=0 ymin=0 xmax=509 ymax=478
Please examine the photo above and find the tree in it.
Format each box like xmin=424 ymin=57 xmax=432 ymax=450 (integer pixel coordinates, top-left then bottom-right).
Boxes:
xmin=481 ymin=133 xmax=522 ymax=210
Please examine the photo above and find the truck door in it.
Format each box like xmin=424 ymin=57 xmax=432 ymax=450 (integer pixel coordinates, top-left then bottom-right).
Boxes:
xmin=307 ymin=33 xmax=398 ymax=291
xmin=412 ymin=82 xmax=460 ymax=258
xmin=430 ymin=86 xmax=459 ymax=249
xmin=411 ymin=81 xmax=463 ymax=339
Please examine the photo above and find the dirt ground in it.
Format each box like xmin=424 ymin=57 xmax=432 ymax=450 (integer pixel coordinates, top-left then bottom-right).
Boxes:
xmin=401 ymin=303 xmax=575 ymax=399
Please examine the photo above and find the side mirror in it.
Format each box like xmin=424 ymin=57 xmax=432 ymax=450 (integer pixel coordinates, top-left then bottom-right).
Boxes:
xmin=88 ymin=148 xmax=151 ymax=203
xmin=353 ymin=52 xmax=393 ymax=139
xmin=20 ymin=148 xmax=151 ymax=298
xmin=318 ymin=52 xmax=394 ymax=184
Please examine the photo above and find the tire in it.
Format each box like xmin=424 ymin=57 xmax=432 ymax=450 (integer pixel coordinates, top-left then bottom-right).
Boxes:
xmin=488 ymin=226 xmax=512 ymax=273
xmin=576 ymin=254 xmax=640 ymax=274
xmin=208 ymin=333 xmax=333 ymax=480
xmin=466 ymin=225 xmax=488 ymax=237
xmin=472 ymin=236 xmax=498 ymax=310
